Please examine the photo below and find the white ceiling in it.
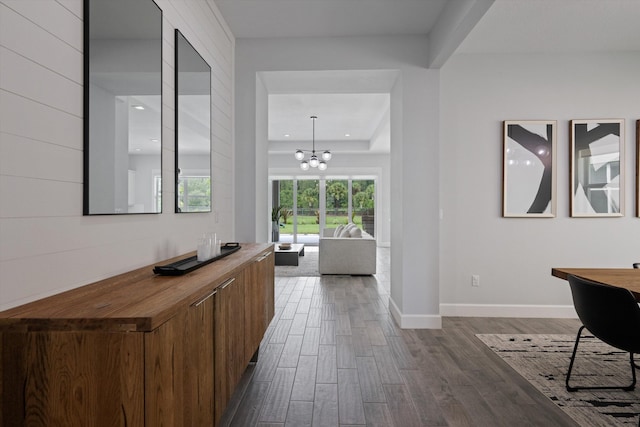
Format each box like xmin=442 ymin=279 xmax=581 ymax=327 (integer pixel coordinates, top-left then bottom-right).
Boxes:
xmin=214 ymin=0 xmax=640 ymax=156
xmin=269 ymin=94 xmax=389 ymax=143
xmin=214 ymin=0 xmax=448 ymax=39
xmin=457 ymin=0 xmax=640 ymax=54
xmin=215 ymin=0 xmax=640 ymax=51
xmin=261 ymin=70 xmax=398 ymax=153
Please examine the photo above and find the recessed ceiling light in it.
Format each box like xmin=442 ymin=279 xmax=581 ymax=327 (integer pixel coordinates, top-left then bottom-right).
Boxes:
xmin=345 ymin=133 xmax=351 ymax=137
xmin=284 ymin=134 xmax=290 ymax=138
xmin=132 ymin=105 xmax=145 ymax=110
xmin=150 ymin=138 xmax=159 ymax=142
xmin=135 ymin=148 xmax=141 ymax=151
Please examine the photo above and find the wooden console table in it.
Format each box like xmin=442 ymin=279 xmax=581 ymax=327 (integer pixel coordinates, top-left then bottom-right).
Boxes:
xmin=0 ymin=243 xmax=274 ymax=426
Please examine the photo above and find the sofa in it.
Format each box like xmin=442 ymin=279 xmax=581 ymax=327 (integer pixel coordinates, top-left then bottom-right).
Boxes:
xmin=318 ymin=224 xmax=376 ymax=275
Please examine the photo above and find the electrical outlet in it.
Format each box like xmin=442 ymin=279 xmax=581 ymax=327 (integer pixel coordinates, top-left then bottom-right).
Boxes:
xmin=472 ymin=275 xmax=480 ymax=287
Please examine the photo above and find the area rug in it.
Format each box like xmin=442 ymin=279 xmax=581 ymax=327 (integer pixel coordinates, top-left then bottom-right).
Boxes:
xmin=477 ymin=334 xmax=640 ymax=426
xmin=274 ymin=249 xmax=319 ymax=277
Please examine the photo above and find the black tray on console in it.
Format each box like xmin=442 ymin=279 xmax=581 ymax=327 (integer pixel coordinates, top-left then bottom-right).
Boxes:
xmin=153 ymin=244 xmax=241 ymax=276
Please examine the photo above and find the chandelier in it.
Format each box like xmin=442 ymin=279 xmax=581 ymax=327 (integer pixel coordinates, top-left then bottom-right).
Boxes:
xmin=294 ymin=115 xmax=331 ymax=170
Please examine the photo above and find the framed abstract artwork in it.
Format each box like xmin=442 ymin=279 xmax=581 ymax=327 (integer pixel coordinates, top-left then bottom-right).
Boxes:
xmin=570 ymin=119 xmax=624 ymax=217
xmin=503 ymin=120 xmax=557 ymax=217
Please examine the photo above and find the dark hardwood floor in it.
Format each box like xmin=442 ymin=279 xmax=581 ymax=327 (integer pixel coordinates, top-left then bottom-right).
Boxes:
xmin=221 ymin=248 xmax=581 ymax=426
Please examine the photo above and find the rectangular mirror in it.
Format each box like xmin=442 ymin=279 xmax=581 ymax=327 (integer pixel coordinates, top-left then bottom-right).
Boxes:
xmin=84 ymin=0 xmax=163 ymax=215
xmin=175 ymin=29 xmax=212 ymax=213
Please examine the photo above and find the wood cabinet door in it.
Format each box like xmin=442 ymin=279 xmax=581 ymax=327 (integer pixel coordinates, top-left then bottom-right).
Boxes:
xmin=244 ymin=251 xmax=275 ymax=362
xmin=145 ymin=309 xmax=189 ymax=426
xmin=1 ymin=331 xmax=144 ymax=427
xmin=213 ymin=273 xmax=245 ymax=425
xmin=262 ymin=251 xmax=275 ymax=324
xmin=187 ymin=291 xmax=215 ymax=426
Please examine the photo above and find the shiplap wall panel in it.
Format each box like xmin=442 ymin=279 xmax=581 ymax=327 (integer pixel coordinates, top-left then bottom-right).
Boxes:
xmin=0 ymin=133 xmax=82 ymax=182
xmin=2 ymin=237 xmax=168 ymax=305
xmin=160 ymin=145 xmax=175 ymax=213
xmin=0 ymin=90 xmax=82 ymax=150
xmin=55 ymin=0 xmax=82 ymax=19
xmin=0 ymin=0 xmax=235 ymax=310
xmin=0 ymin=176 xmax=82 ymax=218
xmin=212 ymin=137 xmax=232 ymax=164
xmin=162 ymin=70 xmax=175 ymax=119
xmin=2 ymin=0 xmax=82 ymax=50
xmin=1 ymin=210 xmax=220 ymax=307
xmin=170 ymin=0 xmax=233 ymax=80
xmin=212 ymin=105 xmax=232 ymax=138
xmin=1 ymin=3 xmax=82 ymax=81
xmin=1 ymin=215 xmax=163 ymax=261
xmin=1 ymin=47 xmax=82 ymax=115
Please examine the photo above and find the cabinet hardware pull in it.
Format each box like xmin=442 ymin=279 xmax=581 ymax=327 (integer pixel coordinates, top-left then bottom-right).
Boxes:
xmin=194 ymin=290 xmax=217 ymax=307
xmin=220 ymin=277 xmax=235 ymax=289
xmin=257 ymin=252 xmax=272 ymax=262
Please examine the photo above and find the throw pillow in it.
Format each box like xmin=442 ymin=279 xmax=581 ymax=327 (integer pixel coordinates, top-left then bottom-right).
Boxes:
xmin=334 ymin=224 xmax=344 ymax=237
xmin=339 ymin=226 xmax=352 ymax=238
xmin=348 ymin=227 xmax=362 ymax=238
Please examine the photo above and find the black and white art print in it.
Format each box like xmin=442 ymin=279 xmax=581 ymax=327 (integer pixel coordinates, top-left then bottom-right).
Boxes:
xmin=570 ymin=119 xmax=624 ymax=217
xmin=503 ymin=120 xmax=556 ymax=217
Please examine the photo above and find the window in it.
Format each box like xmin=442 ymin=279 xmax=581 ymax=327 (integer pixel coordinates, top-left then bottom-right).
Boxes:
xmin=352 ymin=179 xmax=375 ymax=236
xmin=177 ymin=176 xmax=211 ymax=212
xmin=272 ymin=176 xmax=376 ymax=243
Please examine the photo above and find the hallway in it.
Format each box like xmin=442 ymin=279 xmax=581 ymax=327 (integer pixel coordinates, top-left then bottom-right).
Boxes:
xmin=221 ymin=249 xmax=579 ymax=426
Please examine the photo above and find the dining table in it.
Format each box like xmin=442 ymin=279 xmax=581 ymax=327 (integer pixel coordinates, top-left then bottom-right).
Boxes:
xmin=552 ymin=267 xmax=640 ymax=299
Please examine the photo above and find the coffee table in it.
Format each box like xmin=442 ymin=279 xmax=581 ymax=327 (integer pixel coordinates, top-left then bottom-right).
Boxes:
xmin=274 ymin=243 xmax=305 ymax=266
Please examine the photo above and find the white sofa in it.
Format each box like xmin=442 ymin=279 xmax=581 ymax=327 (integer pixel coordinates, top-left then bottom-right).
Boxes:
xmin=318 ymin=226 xmax=376 ymax=275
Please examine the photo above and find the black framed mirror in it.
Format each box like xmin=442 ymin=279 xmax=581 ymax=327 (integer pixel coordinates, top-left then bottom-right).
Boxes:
xmin=175 ymin=29 xmax=212 ymax=213
xmin=83 ymin=0 xmax=163 ymax=215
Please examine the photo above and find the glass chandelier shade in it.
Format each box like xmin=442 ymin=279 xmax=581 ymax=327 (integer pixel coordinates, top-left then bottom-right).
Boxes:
xmin=295 ymin=115 xmax=332 ymax=170
xmin=309 ymin=155 xmax=319 ymax=168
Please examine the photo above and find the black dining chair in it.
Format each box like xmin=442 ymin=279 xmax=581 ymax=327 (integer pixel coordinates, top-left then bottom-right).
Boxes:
xmin=634 ymin=263 xmax=640 ymax=269
xmin=566 ymin=274 xmax=640 ymax=392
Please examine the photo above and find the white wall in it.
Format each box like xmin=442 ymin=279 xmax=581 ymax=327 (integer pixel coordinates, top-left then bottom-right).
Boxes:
xmin=440 ymin=52 xmax=640 ymax=317
xmin=0 ymin=0 xmax=235 ymax=310
xmin=390 ymin=68 xmax=441 ymax=328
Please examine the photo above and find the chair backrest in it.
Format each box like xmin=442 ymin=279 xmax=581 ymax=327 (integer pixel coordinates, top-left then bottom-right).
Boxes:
xmin=633 ymin=263 xmax=639 ymax=269
xmin=568 ymin=274 xmax=640 ymax=353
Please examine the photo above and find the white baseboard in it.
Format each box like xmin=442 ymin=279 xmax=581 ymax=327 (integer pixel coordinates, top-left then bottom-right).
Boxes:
xmin=389 ymin=297 xmax=442 ymax=329
xmin=386 ymin=301 xmax=577 ymax=329
xmin=439 ymin=303 xmax=577 ymax=319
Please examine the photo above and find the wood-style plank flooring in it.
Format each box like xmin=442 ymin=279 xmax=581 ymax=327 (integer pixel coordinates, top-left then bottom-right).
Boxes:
xmin=221 ymin=248 xmax=581 ymax=426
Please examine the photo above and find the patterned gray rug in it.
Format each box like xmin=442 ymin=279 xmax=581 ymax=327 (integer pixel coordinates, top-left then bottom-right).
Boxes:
xmin=274 ymin=249 xmax=319 ymax=277
xmin=477 ymin=334 xmax=640 ymax=426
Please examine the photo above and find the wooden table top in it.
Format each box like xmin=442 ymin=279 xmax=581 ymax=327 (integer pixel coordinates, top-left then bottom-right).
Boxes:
xmin=552 ymin=267 xmax=640 ymax=298
xmin=0 ymin=243 xmax=273 ymax=332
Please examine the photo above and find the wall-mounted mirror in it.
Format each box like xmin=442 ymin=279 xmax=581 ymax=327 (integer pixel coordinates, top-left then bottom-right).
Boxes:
xmin=84 ymin=0 xmax=163 ymax=215
xmin=175 ymin=29 xmax=212 ymax=213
